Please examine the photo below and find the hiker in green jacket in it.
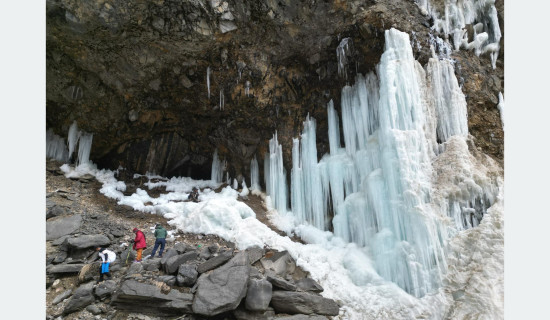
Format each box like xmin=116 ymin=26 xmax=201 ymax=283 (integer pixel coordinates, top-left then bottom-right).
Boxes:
xmin=150 ymin=223 xmax=167 ymax=258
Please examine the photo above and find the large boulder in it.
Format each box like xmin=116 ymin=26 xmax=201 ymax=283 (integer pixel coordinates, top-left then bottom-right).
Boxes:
xmin=197 ymin=250 xmax=233 ymax=273
xmin=112 ymin=280 xmax=193 ymax=316
xmin=245 ymin=278 xmax=272 ymax=311
xmin=63 ymin=282 xmax=96 ymax=315
xmin=160 ymin=248 xmax=178 ymax=265
xmin=52 ymin=289 xmax=72 ymax=305
xmin=66 ymin=234 xmax=111 ymax=250
xmin=245 ymin=246 xmax=265 ymax=265
xmin=233 ymin=307 xmax=276 ymax=320
xmin=192 ymin=251 xmax=250 ymax=316
xmin=177 ymin=264 xmax=199 ymax=287
xmin=164 ymin=251 xmax=198 ymax=274
xmin=142 ymin=258 xmax=161 ymax=271
xmin=46 ymin=215 xmax=82 ymax=240
xmin=270 ymin=291 xmax=340 ymax=316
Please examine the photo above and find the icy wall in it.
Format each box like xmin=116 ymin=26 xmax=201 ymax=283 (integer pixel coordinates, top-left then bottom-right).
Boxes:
xmin=265 ymin=28 xmax=501 ymax=297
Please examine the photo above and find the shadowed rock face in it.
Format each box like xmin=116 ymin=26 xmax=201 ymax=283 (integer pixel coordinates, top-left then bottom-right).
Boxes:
xmin=47 ymin=0 xmax=503 ymax=181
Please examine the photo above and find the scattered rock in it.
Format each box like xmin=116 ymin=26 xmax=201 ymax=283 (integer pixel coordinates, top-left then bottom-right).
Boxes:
xmin=246 ymin=246 xmax=265 ymax=265
xmin=266 ymin=274 xmax=297 ymax=291
xmin=95 ymin=280 xmax=117 ymax=299
xmin=47 ymin=263 xmax=85 ymax=275
xmin=260 ymin=251 xmax=296 ymax=278
xmin=233 ymin=307 xmax=275 ymax=320
xmin=86 ymin=304 xmax=103 ymax=315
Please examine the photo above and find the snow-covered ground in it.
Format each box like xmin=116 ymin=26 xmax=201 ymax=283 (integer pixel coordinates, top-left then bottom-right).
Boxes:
xmin=60 ymin=161 xmax=503 ymax=320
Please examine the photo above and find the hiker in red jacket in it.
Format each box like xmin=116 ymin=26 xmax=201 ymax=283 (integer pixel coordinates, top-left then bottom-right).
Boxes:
xmin=132 ymin=228 xmax=147 ymax=262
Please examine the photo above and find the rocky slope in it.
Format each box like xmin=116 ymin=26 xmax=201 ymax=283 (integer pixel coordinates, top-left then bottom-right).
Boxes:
xmin=46 ymin=159 xmax=336 ymax=319
xmin=46 ymin=0 xmax=504 ymax=183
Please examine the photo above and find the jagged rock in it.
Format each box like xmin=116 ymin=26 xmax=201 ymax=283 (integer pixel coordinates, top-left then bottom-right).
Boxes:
xmin=173 ymin=243 xmax=188 ymax=254
xmin=270 ymin=291 xmax=340 ymax=316
xmin=86 ymin=304 xmax=102 ymax=315
xmin=142 ymin=258 xmax=161 ymax=271
xmin=160 ymin=248 xmax=178 ymax=264
xmin=63 ymin=282 xmax=96 ymax=315
xmin=66 ymin=234 xmax=111 ymax=249
xmin=177 ymin=264 xmax=199 ymax=287
xmin=260 ymin=251 xmax=296 ymax=278
xmin=246 ymin=246 xmax=265 ymax=265
xmin=47 ymin=263 xmax=85 ymax=275
xmin=233 ymin=307 xmax=275 ymax=320
xmin=164 ymin=251 xmax=198 ymax=274
xmin=46 ymin=215 xmax=82 ymax=240
xmin=192 ymin=251 xmax=250 ymax=316
xmin=126 ymin=262 xmax=143 ymax=276
xmin=266 ymin=274 xmax=297 ymax=291
xmin=112 ymin=280 xmax=193 ymax=315
xmin=197 ymin=250 xmax=233 ymax=273
xmin=245 ymin=278 xmax=272 ymax=311
xmin=95 ymin=280 xmax=117 ymax=299
xmin=52 ymin=289 xmax=72 ymax=305
xmin=296 ymin=278 xmax=324 ymax=293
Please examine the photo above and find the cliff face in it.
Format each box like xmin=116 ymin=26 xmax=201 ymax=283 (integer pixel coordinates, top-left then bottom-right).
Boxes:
xmin=46 ymin=0 xmax=503 ymax=180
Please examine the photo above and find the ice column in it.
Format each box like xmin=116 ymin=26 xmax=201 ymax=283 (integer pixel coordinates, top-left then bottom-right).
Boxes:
xmin=425 ymin=56 xmax=468 ymax=142
xmin=265 ymin=132 xmax=288 ymax=215
xmin=68 ymin=121 xmax=80 ymax=161
xmin=207 ymin=66 xmax=211 ymax=98
xmin=250 ymin=155 xmax=261 ymax=191
xmin=76 ymin=133 xmax=93 ymax=166
xmin=211 ymin=149 xmax=224 ymax=183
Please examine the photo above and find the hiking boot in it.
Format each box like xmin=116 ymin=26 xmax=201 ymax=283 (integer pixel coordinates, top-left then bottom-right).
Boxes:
xmin=158 ymin=254 xmax=162 ymax=258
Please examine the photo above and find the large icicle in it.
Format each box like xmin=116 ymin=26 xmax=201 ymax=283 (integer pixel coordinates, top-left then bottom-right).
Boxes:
xmin=210 ymin=149 xmax=224 ymax=183
xmin=46 ymin=129 xmax=69 ymax=163
xmin=207 ymin=66 xmax=211 ymax=98
xmin=265 ymin=132 xmax=288 ymax=215
xmin=250 ymin=155 xmax=261 ymax=191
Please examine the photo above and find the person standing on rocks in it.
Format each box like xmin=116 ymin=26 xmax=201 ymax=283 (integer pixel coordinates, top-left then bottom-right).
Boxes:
xmin=150 ymin=223 xmax=167 ymax=258
xmin=132 ymin=228 xmax=147 ymax=262
xmin=96 ymin=247 xmax=116 ymax=282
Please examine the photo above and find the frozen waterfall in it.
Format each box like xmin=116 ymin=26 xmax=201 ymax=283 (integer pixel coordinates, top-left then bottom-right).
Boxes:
xmin=210 ymin=149 xmax=224 ymax=183
xmin=265 ymin=28 xmax=499 ymax=298
xmin=250 ymin=155 xmax=261 ymax=192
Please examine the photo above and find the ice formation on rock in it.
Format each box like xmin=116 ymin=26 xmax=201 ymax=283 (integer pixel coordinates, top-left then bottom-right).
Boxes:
xmin=250 ymin=155 xmax=261 ymax=192
xmin=210 ymin=149 xmax=224 ymax=183
xmin=265 ymin=28 xmax=500 ymax=298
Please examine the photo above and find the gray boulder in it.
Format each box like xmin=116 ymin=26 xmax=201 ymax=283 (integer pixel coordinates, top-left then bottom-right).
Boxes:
xmin=270 ymin=291 xmax=340 ymax=316
xmin=192 ymin=251 xmax=250 ymax=316
xmin=52 ymin=235 xmax=70 ymax=246
xmin=47 ymin=205 xmax=68 ymax=219
xmin=164 ymin=251 xmax=198 ymax=274
xmin=112 ymin=280 xmax=193 ymax=316
xmin=296 ymin=278 xmax=324 ymax=293
xmin=199 ymin=247 xmax=211 ymax=260
xmin=160 ymin=248 xmax=178 ymax=265
xmin=47 ymin=263 xmax=85 ymax=275
xmin=46 ymin=215 xmax=82 ymax=240
xmin=275 ymin=315 xmax=330 ymax=320
xmin=63 ymin=282 xmax=96 ymax=315
xmin=246 ymin=246 xmax=265 ymax=265
xmin=173 ymin=242 xmax=188 ymax=253
xmin=245 ymin=278 xmax=272 ymax=311
xmin=266 ymin=274 xmax=297 ymax=291
xmin=197 ymin=250 xmax=233 ymax=273
xmin=177 ymin=264 xmax=199 ymax=287
xmin=66 ymin=234 xmax=111 ymax=249
xmin=52 ymin=289 xmax=72 ymax=305
xmin=94 ymin=280 xmax=117 ymax=299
